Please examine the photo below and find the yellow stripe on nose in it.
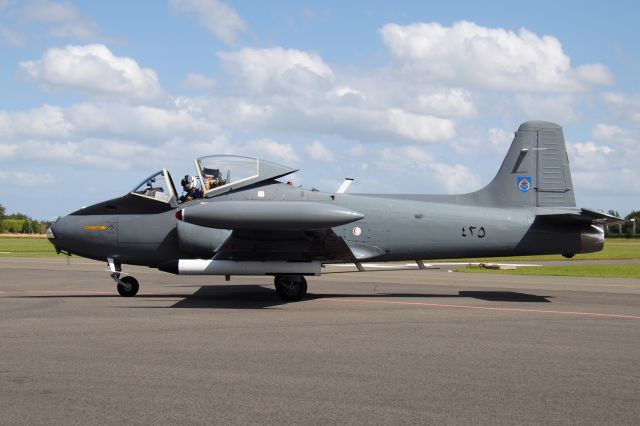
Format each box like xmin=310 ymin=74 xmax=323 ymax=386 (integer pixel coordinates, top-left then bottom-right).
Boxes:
xmin=84 ymin=225 xmax=107 ymax=230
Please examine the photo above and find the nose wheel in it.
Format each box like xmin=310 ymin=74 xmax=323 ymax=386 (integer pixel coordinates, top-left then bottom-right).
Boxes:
xmin=108 ymin=257 xmax=139 ymax=297
xmin=274 ymin=275 xmax=307 ymax=302
xmin=116 ymin=276 xmax=139 ymax=297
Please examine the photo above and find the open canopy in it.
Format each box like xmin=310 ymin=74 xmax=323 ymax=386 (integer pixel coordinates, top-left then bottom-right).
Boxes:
xmin=129 ymin=156 xmax=298 ymax=205
xmin=130 ymin=168 xmax=177 ymax=206
xmin=194 ymin=155 xmax=297 ymax=197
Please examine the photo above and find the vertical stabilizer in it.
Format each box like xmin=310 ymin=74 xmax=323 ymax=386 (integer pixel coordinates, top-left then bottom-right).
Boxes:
xmin=459 ymin=121 xmax=576 ymax=208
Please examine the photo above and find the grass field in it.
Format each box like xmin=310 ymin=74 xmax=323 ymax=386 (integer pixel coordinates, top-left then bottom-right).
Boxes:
xmin=458 ymin=265 xmax=640 ymax=279
xmin=1 ymin=236 xmax=640 ymax=269
xmin=0 ymin=236 xmax=57 ymax=257
xmin=426 ymin=240 xmax=640 ymax=262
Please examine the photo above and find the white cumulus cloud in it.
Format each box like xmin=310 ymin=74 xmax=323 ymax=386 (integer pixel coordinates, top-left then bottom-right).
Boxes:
xmin=242 ymin=138 xmax=299 ymax=163
xmin=418 ymin=88 xmax=476 ymax=118
xmin=380 ymin=21 xmax=613 ymax=92
xmin=386 ymin=108 xmax=455 ymax=142
xmin=305 ymin=140 xmax=334 ymax=161
xmin=170 ymin=0 xmax=246 ymax=44
xmin=0 ymin=105 xmax=73 ymax=140
xmin=181 ymin=73 xmax=216 ymax=90
xmin=20 ymin=44 xmax=164 ymax=101
xmin=377 ymin=146 xmax=480 ymax=193
xmin=0 ymin=170 xmax=55 ymax=186
xmin=0 ymin=100 xmax=225 ymax=170
xmin=218 ymin=47 xmax=334 ymax=95
xmin=515 ymin=94 xmax=580 ymax=123
xmin=20 ymin=0 xmax=98 ymax=39
xmin=572 ymin=141 xmax=614 ymax=156
xmin=590 ymin=123 xmax=637 ymax=146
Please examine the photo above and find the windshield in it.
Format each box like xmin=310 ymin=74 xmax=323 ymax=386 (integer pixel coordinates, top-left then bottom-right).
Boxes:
xmin=130 ymin=170 xmax=175 ymax=204
xmin=196 ymin=156 xmax=259 ymax=194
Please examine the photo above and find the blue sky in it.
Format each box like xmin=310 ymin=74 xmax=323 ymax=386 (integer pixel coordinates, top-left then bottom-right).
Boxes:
xmin=1 ymin=0 xmax=639 ymax=219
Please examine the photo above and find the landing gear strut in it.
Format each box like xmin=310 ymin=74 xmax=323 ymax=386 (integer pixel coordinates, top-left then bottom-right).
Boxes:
xmin=274 ymin=275 xmax=307 ymax=302
xmin=108 ymin=257 xmax=139 ymax=297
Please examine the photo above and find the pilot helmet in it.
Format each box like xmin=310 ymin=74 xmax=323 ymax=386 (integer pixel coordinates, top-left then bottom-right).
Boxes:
xmin=190 ymin=176 xmax=199 ymax=190
xmin=180 ymin=175 xmax=191 ymax=192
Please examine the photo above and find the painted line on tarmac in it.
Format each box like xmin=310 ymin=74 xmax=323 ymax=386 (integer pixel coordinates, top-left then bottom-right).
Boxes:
xmin=0 ymin=259 xmax=100 ymax=265
xmin=322 ymin=272 xmax=640 ymax=289
xmin=320 ymin=298 xmax=640 ymax=320
xmin=0 ymin=290 xmax=114 ymax=295
xmin=427 ymin=274 xmax=640 ymax=289
xmin=0 ymin=290 xmax=186 ymax=297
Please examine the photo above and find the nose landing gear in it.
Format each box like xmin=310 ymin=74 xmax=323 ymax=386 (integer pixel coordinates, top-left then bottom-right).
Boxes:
xmin=274 ymin=275 xmax=307 ymax=302
xmin=108 ymin=257 xmax=139 ymax=297
xmin=115 ymin=276 xmax=139 ymax=297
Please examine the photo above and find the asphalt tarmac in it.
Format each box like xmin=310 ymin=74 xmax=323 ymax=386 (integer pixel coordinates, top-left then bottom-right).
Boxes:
xmin=1 ymin=257 xmax=639 ymax=425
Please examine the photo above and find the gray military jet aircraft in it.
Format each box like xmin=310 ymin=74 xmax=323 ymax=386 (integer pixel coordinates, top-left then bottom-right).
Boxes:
xmin=48 ymin=121 xmax=621 ymax=301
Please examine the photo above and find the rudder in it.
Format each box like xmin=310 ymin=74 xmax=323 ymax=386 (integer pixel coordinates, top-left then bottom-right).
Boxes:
xmin=460 ymin=121 xmax=576 ymax=208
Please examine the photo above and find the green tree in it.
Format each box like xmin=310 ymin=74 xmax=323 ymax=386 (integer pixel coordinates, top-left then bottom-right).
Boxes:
xmin=624 ymin=210 xmax=640 ymax=237
xmin=33 ymin=220 xmax=44 ymax=234
xmin=605 ymin=210 xmax=620 ymax=236
xmin=6 ymin=212 xmax=28 ymax=220
xmin=0 ymin=203 xmax=5 ymax=218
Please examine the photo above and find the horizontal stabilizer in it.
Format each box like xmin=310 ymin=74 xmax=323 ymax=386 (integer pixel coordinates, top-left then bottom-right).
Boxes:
xmin=535 ymin=208 xmax=624 ymax=225
xmin=178 ymin=200 xmax=365 ymax=230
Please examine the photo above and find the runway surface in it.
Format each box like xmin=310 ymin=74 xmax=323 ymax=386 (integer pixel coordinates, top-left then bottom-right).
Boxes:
xmin=1 ymin=257 xmax=639 ymax=425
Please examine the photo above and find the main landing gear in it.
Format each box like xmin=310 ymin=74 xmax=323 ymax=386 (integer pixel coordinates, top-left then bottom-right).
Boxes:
xmin=274 ymin=275 xmax=307 ymax=302
xmin=108 ymin=257 xmax=139 ymax=297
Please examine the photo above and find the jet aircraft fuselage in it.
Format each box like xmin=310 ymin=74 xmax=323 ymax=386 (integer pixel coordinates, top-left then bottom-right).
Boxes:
xmin=48 ymin=121 xmax=619 ymax=301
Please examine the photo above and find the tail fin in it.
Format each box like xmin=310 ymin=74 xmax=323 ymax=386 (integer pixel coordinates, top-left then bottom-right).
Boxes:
xmin=461 ymin=121 xmax=576 ymax=208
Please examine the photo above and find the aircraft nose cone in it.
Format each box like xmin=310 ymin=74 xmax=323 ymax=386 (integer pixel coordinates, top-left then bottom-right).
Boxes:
xmin=47 ymin=216 xmax=76 ymax=253
xmin=46 ymin=225 xmax=55 ymax=241
xmin=47 ymin=220 xmax=61 ymax=251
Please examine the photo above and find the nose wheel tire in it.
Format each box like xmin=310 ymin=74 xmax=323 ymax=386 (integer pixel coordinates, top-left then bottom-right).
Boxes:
xmin=274 ymin=275 xmax=307 ymax=302
xmin=117 ymin=276 xmax=139 ymax=297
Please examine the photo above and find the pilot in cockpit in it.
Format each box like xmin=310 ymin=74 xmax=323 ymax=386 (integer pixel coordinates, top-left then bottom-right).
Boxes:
xmin=180 ymin=175 xmax=203 ymax=203
xmin=203 ymin=168 xmax=226 ymax=190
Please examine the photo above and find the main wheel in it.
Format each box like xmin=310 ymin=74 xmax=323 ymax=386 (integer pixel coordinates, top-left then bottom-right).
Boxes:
xmin=274 ymin=275 xmax=307 ymax=302
xmin=117 ymin=276 xmax=139 ymax=297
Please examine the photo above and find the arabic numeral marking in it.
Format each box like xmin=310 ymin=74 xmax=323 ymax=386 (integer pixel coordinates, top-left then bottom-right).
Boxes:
xmin=462 ymin=225 xmax=486 ymax=238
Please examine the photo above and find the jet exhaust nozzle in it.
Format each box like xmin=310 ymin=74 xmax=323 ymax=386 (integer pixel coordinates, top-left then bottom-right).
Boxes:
xmin=578 ymin=225 xmax=605 ymax=254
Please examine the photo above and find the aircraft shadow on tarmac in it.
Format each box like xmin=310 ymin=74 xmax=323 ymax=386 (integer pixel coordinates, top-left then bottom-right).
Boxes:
xmin=167 ymin=285 xmax=553 ymax=310
xmin=8 ymin=285 xmax=552 ymax=310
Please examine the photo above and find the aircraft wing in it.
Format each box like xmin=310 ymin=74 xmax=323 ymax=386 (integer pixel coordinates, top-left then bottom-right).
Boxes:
xmin=178 ymin=200 xmax=385 ymax=262
xmin=535 ymin=207 xmax=624 ymax=225
xmin=209 ymin=228 xmax=363 ymax=262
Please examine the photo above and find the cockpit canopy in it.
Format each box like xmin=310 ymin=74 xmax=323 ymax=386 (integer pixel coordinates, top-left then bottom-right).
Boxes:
xmin=130 ymin=169 xmax=177 ymax=205
xmin=129 ymin=155 xmax=297 ymax=205
xmin=194 ymin=155 xmax=296 ymax=196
